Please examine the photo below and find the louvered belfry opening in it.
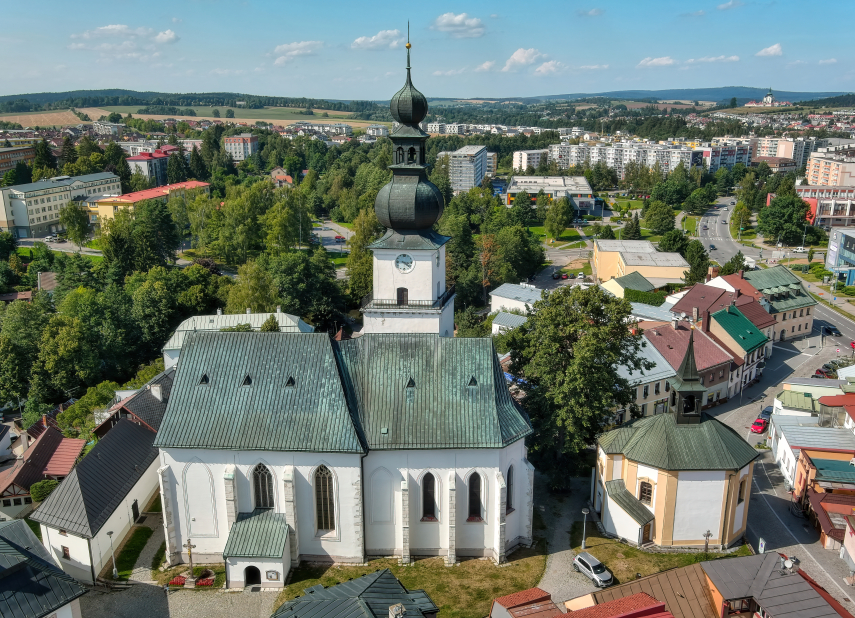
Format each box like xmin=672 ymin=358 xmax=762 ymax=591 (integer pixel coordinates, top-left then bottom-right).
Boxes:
xmin=253 ymin=464 xmax=274 ymax=509
xmin=315 ymin=465 xmax=335 ymax=531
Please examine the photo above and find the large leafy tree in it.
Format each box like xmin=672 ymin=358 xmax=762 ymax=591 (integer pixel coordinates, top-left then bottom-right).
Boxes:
xmin=0 ymin=231 xmax=17 ymax=261
xmin=29 ymin=314 xmax=100 ymax=402
xmin=719 ymin=251 xmax=747 ymax=276
xmin=346 ymin=208 xmax=383 ymax=301
xmin=757 ymin=195 xmax=814 ymax=245
xmin=225 ymin=260 xmax=279 ymax=314
xmin=643 ymin=200 xmax=675 ymax=235
xmin=33 ymin=139 xmax=57 ymax=170
xmin=544 ymin=196 xmax=572 ymax=242
xmin=506 ymin=285 xmax=652 ymax=489
xmin=58 ymin=201 xmax=90 ymax=249
xmin=657 ymin=229 xmax=689 ymax=256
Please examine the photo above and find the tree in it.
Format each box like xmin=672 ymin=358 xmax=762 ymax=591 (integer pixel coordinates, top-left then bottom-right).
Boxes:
xmin=684 ymin=240 xmax=709 ymax=285
xmin=131 ymin=279 xmax=176 ymax=348
xmin=30 ymin=314 xmax=100 ymax=399
xmin=226 ymin=260 xmax=279 ymax=314
xmin=505 ymin=285 xmax=652 ymax=489
xmin=260 ymin=314 xmax=279 ymax=332
xmin=544 ymin=197 xmax=572 ymax=242
xmin=729 ymin=97 xmax=738 ymax=108
xmin=598 ymin=225 xmax=615 ymax=239
xmin=58 ymin=201 xmax=90 ymax=249
xmin=657 ymin=229 xmax=689 ymax=256
xmin=261 ymin=249 xmax=345 ymax=329
xmin=225 ymin=108 xmax=235 ymax=118
xmin=510 ymin=190 xmax=532 ymax=226
xmin=346 ymin=208 xmax=383 ymax=301
xmin=130 ymin=168 xmax=153 ymax=192
xmin=189 ymin=145 xmax=208 ymax=180
xmin=757 ymin=195 xmax=813 ymax=245
xmin=33 ymin=139 xmax=57 ymax=170
xmin=57 ymin=380 xmax=119 ymax=435
xmin=683 ymin=187 xmax=711 ymax=215
xmin=212 ymin=108 xmax=221 ymax=118
xmin=76 ymin=135 xmax=101 ymax=158
xmin=167 ymin=153 xmax=187 ymax=184
xmin=643 ymin=200 xmax=675 ymax=235
xmin=622 ymin=213 xmax=641 ymax=240
xmin=732 ymin=202 xmax=752 ymax=230
xmin=30 ymin=480 xmax=59 ymax=502
xmin=808 ymin=247 xmax=815 ymax=263
xmin=0 ymin=231 xmax=17 ymax=261
xmin=719 ymin=251 xmax=747 ymax=276
xmin=60 ymin=136 xmax=78 ymax=167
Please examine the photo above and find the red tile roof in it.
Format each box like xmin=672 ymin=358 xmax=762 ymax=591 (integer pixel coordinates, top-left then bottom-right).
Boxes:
xmin=818 ymin=394 xmax=855 ymax=407
xmin=568 ymin=593 xmax=667 ymax=618
xmin=104 ymin=181 xmax=210 ymax=204
xmin=670 ymin=284 xmax=774 ymax=331
xmin=0 ymin=291 xmax=32 ymax=303
xmin=644 ymin=323 xmax=732 ymax=373
xmin=0 ymin=428 xmax=85 ymax=493
xmin=720 ymin=274 xmax=764 ymax=302
xmin=126 ymin=150 xmax=169 ymax=161
xmin=798 ymin=568 xmax=855 ymax=618
xmin=494 ymin=588 xmax=551 ymax=609
xmin=509 ymin=601 xmax=562 ymax=618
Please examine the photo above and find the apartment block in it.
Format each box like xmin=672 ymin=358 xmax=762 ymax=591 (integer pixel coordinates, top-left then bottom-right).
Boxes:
xmin=0 ymin=146 xmax=35 ymax=175
xmin=750 ymin=136 xmax=818 ymax=168
xmin=127 ymin=150 xmax=169 ymax=187
xmin=224 ymin=133 xmax=259 ymax=162
xmin=0 ymin=172 xmax=120 ymax=238
xmin=366 ymin=124 xmax=389 ymax=137
xmin=448 ymin=145 xmax=488 ymax=193
xmin=92 ymin=121 xmax=125 ymax=136
xmin=807 ymin=151 xmax=855 ymax=186
xmin=505 ymin=175 xmax=595 ymax=213
xmin=486 ymin=152 xmax=497 ymax=176
xmin=512 ymin=149 xmax=548 ymax=171
xmin=95 ymin=181 xmax=210 ymax=222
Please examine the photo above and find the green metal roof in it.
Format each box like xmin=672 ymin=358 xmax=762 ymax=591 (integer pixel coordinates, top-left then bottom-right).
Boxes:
xmin=154 ymin=332 xmax=365 ymax=453
xmin=223 ymin=509 xmax=288 ymax=559
xmin=741 ymin=266 xmax=817 ymax=314
xmin=614 ymin=272 xmax=655 ymax=293
xmin=598 ymin=413 xmax=759 ymax=471
xmin=811 ymin=459 xmax=855 ymax=483
xmin=711 ymin=306 xmax=768 ymax=354
xmin=776 ymin=390 xmax=818 ymax=412
xmin=336 ymin=334 xmax=532 ymax=449
xmin=605 ymin=479 xmax=655 ymax=526
xmin=367 ymin=229 xmax=450 ymax=250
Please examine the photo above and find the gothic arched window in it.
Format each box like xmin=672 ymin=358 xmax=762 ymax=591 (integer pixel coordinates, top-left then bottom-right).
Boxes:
xmin=639 ymin=481 xmax=653 ymax=505
xmin=253 ymin=464 xmax=274 ymax=509
xmin=467 ymin=472 xmax=482 ymax=521
xmin=315 ymin=465 xmax=335 ymax=531
xmin=506 ymin=466 xmax=514 ymax=513
xmin=422 ymin=473 xmax=437 ymax=521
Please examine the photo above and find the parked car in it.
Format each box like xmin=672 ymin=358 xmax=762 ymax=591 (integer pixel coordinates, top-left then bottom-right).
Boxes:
xmin=702 ymin=225 xmax=709 ymax=230
xmin=723 ymin=207 xmax=728 ymax=211
xmin=721 ymin=220 xmax=727 ymax=224
xmin=552 ymin=271 xmax=561 ymax=280
xmin=54 ymin=237 xmax=66 ymax=243
xmin=561 ymin=273 xmax=569 ymax=279
xmin=793 ymin=247 xmax=807 ymax=253
xmin=334 ymin=235 xmax=345 ymax=241
xmin=577 ymin=272 xmax=585 ymax=279
xmin=750 ymin=418 xmax=768 ymax=434
xmin=709 ymin=244 xmax=716 ymax=251
xmin=824 ymin=325 xmax=842 ymax=337
xmin=731 ymin=201 xmax=735 ymax=205
xmin=43 ymin=235 xmax=56 ymax=242
xmin=573 ymin=552 xmax=613 ymax=587
xmin=815 ymin=368 xmax=832 ymax=378
xmin=759 ymin=406 xmax=773 ymax=422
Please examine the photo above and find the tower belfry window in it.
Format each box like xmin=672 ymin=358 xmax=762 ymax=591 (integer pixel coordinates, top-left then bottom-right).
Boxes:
xmin=407 ymin=147 xmax=416 ymax=163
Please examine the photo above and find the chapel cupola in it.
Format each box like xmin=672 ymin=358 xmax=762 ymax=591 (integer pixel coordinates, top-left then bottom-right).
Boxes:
xmin=669 ymin=326 xmax=705 ymax=425
xmin=374 ymin=36 xmax=444 ymax=232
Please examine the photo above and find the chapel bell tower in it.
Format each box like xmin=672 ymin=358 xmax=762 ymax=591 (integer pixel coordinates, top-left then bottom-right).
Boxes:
xmin=669 ymin=327 xmax=705 ymax=425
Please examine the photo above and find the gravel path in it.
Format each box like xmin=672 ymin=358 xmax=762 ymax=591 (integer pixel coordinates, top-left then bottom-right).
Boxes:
xmin=129 ymin=514 xmax=164 ymax=583
xmin=535 ymin=474 xmax=598 ymax=611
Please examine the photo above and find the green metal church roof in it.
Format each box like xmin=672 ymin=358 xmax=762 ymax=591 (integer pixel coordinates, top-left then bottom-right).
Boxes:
xmin=598 ymin=412 xmax=759 ymax=471
xmin=223 ymin=509 xmax=289 ymax=559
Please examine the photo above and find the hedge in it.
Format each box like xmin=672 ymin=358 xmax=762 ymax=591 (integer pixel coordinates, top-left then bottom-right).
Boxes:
xmin=625 ymin=288 xmax=667 ymax=306
xmin=30 ymin=480 xmax=59 ymax=502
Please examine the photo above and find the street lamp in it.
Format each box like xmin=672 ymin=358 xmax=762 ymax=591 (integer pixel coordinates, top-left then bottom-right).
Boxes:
xmin=106 ymin=531 xmax=117 ymax=579
xmin=581 ymin=507 xmax=590 ymax=550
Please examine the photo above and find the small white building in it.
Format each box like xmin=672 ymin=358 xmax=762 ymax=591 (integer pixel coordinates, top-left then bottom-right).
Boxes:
xmin=491 ymin=312 xmax=528 ymax=335
xmin=31 ymin=420 xmax=160 ymax=584
xmin=512 ymin=150 xmax=548 ymax=172
xmin=773 ymin=390 xmax=819 ymax=417
xmin=489 ymin=283 xmax=542 ymax=315
xmin=768 ymin=415 xmax=855 ymax=486
xmin=367 ymin=125 xmax=389 ymax=137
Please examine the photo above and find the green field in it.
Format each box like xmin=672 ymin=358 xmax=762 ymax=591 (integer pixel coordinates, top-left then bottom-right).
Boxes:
xmin=99 ymin=105 xmax=390 ymax=126
xmin=528 ymin=226 xmax=581 ymax=243
xmin=683 ymin=215 xmax=699 ymax=235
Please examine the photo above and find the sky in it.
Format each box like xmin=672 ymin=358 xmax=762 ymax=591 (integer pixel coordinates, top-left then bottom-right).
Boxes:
xmin=1 ymin=0 xmax=852 ymax=101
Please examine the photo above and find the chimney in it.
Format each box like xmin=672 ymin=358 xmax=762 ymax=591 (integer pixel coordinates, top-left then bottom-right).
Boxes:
xmin=389 ymin=604 xmax=405 ymax=618
xmin=151 ymin=384 xmax=163 ymax=402
xmin=692 ymin=307 xmax=699 ymax=323
xmin=42 ymin=414 xmax=47 ymax=428
xmin=246 ymin=308 xmax=251 ymax=314
xmin=671 ymin=318 xmax=678 ymax=330
xmin=739 ymin=269 xmax=744 ymax=279
xmin=21 ymin=433 xmax=29 ymax=452
xmin=705 ymin=274 xmax=711 ymax=283
xmin=216 ymin=308 xmax=223 ymax=315
xmin=703 ymin=310 xmax=711 ymax=332
xmin=735 ymin=288 xmax=741 ymax=299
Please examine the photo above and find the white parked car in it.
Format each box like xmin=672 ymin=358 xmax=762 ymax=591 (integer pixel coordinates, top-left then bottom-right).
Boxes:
xmin=793 ymin=247 xmax=807 ymax=253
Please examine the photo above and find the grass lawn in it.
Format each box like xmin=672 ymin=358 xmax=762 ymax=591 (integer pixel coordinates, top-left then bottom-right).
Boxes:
xmin=145 ymin=494 xmax=162 ymax=513
xmin=330 ymin=255 xmax=348 ymax=268
xmin=613 ymin=199 xmax=644 ymax=211
xmin=333 ymin=221 xmax=354 ymax=230
xmin=85 ymin=238 xmax=104 ymax=250
xmin=564 ymin=260 xmax=593 ymax=277
xmin=639 ymin=229 xmax=662 ymax=243
xmin=100 ymin=105 xmax=359 ymax=122
xmin=729 ymin=218 xmax=756 ymax=241
xmin=115 ymin=527 xmax=154 ymax=580
xmin=25 ymin=517 xmax=42 ymax=541
xmin=570 ymin=523 xmax=751 ymax=586
xmin=273 ymin=548 xmax=547 ymax=618
xmin=559 ymin=241 xmax=587 ymax=250
xmin=683 ymin=216 xmax=699 ymax=235
xmin=530 ymin=226 xmax=581 ymax=243
xmin=151 ymin=542 xmax=167 ymax=571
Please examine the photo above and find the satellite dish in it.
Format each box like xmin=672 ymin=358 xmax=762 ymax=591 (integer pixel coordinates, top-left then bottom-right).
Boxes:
xmin=784 ymin=560 xmax=793 ymax=569
xmin=680 ymin=312 xmax=687 ymax=319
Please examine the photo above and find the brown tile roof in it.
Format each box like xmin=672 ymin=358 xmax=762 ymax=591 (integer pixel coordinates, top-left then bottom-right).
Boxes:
xmin=592 ymin=563 xmax=717 ymax=618
xmin=568 ymin=592 xmax=665 ymax=617
xmin=720 ymin=274 xmax=764 ymax=302
xmin=0 ymin=428 xmax=84 ymax=493
xmin=494 ymin=588 xmax=552 ymax=609
xmin=509 ymin=600 xmax=563 ymax=618
xmin=644 ymin=323 xmax=732 ymax=373
xmin=734 ymin=300 xmax=777 ymax=330
xmin=0 ymin=291 xmax=32 ymax=303
xmin=671 ymin=284 xmax=775 ymax=331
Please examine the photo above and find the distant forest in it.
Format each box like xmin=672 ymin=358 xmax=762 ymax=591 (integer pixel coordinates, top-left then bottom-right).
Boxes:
xmin=796 ymin=93 xmax=855 ymax=107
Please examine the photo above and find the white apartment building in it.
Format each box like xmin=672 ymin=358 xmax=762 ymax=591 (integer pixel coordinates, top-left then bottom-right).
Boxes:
xmin=366 ymin=125 xmax=389 ymax=137
xmin=427 ymin=122 xmax=445 ymax=133
xmin=513 ymin=149 xmax=548 ymax=172
xmin=224 ymin=133 xmax=259 ymax=162
xmin=326 ymin=123 xmax=353 ymax=136
xmin=486 ymin=152 xmax=497 ymax=177
xmin=750 ymin=137 xmax=819 ymax=168
xmin=505 ymin=175 xmax=595 ymax=214
xmin=92 ymin=121 xmax=124 ymax=136
xmin=448 ymin=145 xmax=488 ymax=193
xmin=119 ymin=141 xmax=158 ymax=157
xmin=0 ymin=172 xmax=121 ymax=238
xmin=807 ymin=151 xmax=855 ymax=186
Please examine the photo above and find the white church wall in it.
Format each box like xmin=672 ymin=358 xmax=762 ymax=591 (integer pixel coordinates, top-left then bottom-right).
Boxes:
xmin=40 ymin=525 xmax=93 ymax=584
xmin=672 ymin=470 xmax=725 ymax=542
xmin=159 ymin=448 xmax=364 ymax=564
xmin=601 ymin=495 xmax=641 ymax=543
xmin=363 ymin=311 xmax=451 ymax=336
xmin=372 ymin=247 xmax=445 ymax=302
xmin=498 ymin=440 xmax=529 ymax=551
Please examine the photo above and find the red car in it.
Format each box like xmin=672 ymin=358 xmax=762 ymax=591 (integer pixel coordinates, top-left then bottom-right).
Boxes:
xmin=561 ymin=273 xmax=569 ymax=279
xmin=750 ymin=418 xmax=768 ymax=434
xmin=334 ymin=235 xmax=345 ymax=241
xmin=815 ymin=368 xmax=832 ymax=378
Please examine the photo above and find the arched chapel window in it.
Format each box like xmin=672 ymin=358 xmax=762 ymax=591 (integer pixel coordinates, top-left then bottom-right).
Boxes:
xmin=315 ymin=465 xmax=335 ymax=531
xmin=467 ymin=472 xmax=482 ymax=521
xmin=253 ymin=464 xmax=274 ymax=509
xmin=506 ymin=466 xmax=514 ymax=514
xmin=422 ymin=473 xmax=437 ymax=521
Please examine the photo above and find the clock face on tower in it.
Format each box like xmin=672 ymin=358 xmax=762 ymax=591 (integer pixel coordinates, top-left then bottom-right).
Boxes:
xmin=395 ymin=254 xmax=415 ymax=273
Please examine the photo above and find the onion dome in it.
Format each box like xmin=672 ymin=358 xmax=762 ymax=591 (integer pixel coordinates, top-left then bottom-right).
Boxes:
xmin=375 ymin=173 xmax=444 ymax=230
xmin=390 ymin=46 xmax=428 ymax=126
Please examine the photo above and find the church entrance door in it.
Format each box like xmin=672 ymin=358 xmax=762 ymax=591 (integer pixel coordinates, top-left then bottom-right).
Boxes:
xmin=641 ymin=522 xmax=652 ymax=544
xmin=244 ymin=566 xmax=261 ymax=586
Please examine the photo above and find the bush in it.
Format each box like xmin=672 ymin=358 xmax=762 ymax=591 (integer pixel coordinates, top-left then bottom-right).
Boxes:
xmin=30 ymin=480 xmax=59 ymax=502
xmin=624 ymin=289 xmax=667 ymax=306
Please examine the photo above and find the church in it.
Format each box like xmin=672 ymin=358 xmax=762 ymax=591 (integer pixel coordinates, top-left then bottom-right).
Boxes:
xmin=153 ymin=42 xmax=535 ymax=590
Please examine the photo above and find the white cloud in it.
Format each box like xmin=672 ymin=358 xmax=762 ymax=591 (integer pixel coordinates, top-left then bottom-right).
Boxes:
xmin=71 ymin=24 xmax=153 ymax=39
xmin=686 ymin=55 xmax=739 ymax=63
xmin=502 ymin=48 xmax=544 ymax=72
xmin=351 ymin=29 xmax=402 ymax=50
xmin=756 ymin=43 xmax=782 ymax=57
xmin=577 ymin=8 xmax=603 ymax=16
xmin=154 ymin=29 xmax=179 ymax=44
xmin=172 ymin=17 xmax=182 ymax=23
xmin=273 ymin=41 xmax=323 ymax=64
xmin=475 ymin=60 xmax=495 ymax=72
xmin=431 ymin=13 xmax=485 ymax=38
xmin=534 ymin=60 xmax=566 ymax=75
xmin=580 ymin=64 xmax=609 ymax=70
xmin=717 ymin=0 xmax=743 ymax=8
xmin=819 ymin=58 xmax=837 ymax=64
xmin=432 ymin=68 xmax=466 ymax=76
xmin=637 ymin=56 xmax=676 ymax=68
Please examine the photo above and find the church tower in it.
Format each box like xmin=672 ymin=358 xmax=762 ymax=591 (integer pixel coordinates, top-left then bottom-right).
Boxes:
xmin=669 ymin=327 xmax=705 ymax=424
xmin=362 ymin=36 xmax=455 ymax=336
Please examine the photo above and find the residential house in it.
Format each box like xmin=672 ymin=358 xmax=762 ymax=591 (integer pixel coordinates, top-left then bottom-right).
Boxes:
xmin=706 ymin=305 xmax=770 ymax=396
xmin=565 ymin=593 xmax=672 ymax=617
xmin=491 ymin=588 xmax=561 ymax=618
xmin=269 ymin=166 xmax=294 ymax=188
xmin=614 ymin=341 xmax=676 ymax=423
xmin=773 ymin=390 xmax=820 ymax=417
xmin=643 ymin=321 xmax=733 ymax=407
xmin=489 ymin=283 xmax=542 ymax=314
xmin=782 ymin=377 xmax=847 ymax=399
xmin=491 ymin=312 xmax=528 ymax=335
xmin=31 ymin=419 xmax=160 ymax=584
xmin=593 ymin=240 xmax=688 ymax=284
xmin=126 ymin=150 xmax=169 ymax=187
xmin=793 ymin=447 xmax=855 ymax=551
xmin=0 ymin=428 xmax=85 ymax=521
xmin=161 ymin=309 xmax=313 ymax=369
xmin=0 ymin=519 xmax=87 ymax=618
xmin=94 ymin=181 xmax=210 ymax=222
xmin=94 ymin=366 xmax=174 ymax=439
xmin=271 ymin=568 xmax=438 ymax=617
xmin=595 ymin=329 xmax=758 ymax=549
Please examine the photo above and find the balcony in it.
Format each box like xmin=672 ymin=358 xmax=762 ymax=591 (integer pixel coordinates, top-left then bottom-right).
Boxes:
xmin=361 ymin=285 xmax=456 ymax=312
